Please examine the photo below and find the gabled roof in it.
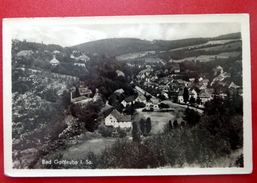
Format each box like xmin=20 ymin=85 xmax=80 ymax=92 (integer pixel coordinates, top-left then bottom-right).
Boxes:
xmin=228 ymin=82 xmax=240 ymax=89
xmin=199 ymin=91 xmax=211 ymax=98
xmin=50 ymin=58 xmax=59 ymax=64
xmin=136 ymin=94 xmax=146 ymax=101
xmin=199 ymin=89 xmax=213 ymax=98
xmin=124 ymin=95 xmax=136 ymax=103
xmin=150 ymin=98 xmax=159 ymax=104
xmin=108 ymin=109 xmax=131 ymax=122
xmin=109 ymin=109 xmax=122 ymax=119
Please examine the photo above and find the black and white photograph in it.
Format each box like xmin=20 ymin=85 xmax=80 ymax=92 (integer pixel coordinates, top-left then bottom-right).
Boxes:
xmin=3 ymin=14 xmax=252 ymax=176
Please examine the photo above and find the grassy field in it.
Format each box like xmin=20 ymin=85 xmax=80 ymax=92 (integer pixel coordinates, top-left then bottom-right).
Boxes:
xmin=173 ymin=55 xmax=227 ymax=63
xmin=135 ymin=109 xmax=175 ymax=134
xmin=197 ymin=41 xmax=241 ymax=52
xmin=171 ymin=39 xmax=240 ymax=51
xmin=62 ymin=138 xmax=116 ymax=159
xmin=116 ymin=51 xmax=155 ymax=61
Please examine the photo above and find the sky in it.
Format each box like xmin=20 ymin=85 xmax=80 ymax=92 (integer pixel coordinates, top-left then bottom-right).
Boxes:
xmin=11 ymin=18 xmax=241 ymax=47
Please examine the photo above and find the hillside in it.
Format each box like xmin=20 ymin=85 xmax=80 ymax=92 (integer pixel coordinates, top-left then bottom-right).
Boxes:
xmin=71 ymin=38 xmax=159 ymax=57
xmin=211 ymin=32 xmax=241 ymax=40
xmin=71 ymin=37 xmax=211 ymax=57
xmin=71 ymin=32 xmax=240 ymax=57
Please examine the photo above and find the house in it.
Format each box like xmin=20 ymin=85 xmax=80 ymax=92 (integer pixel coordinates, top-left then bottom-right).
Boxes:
xmin=189 ymin=78 xmax=195 ymax=82
xmin=135 ymin=86 xmax=152 ymax=96
xmin=71 ymin=53 xmax=90 ymax=62
xmin=228 ymin=82 xmax=241 ymax=96
xmin=116 ymin=70 xmax=125 ymax=77
xmin=78 ymin=54 xmax=90 ymax=62
xmin=121 ymin=96 xmax=136 ymax=107
xmin=160 ymin=92 xmax=169 ymax=99
xmin=144 ymin=97 xmax=160 ymax=111
xmin=149 ymin=98 xmax=160 ymax=111
xmin=52 ymin=50 xmax=60 ymax=54
xmin=228 ymin=82 xmax=240 ymax=89
xmin=201 ymin=79 xmax=209 ymax=86
xmin=177 ymin=90 xmax=184 ymax=103
xmin=138 ymin=68 xmax=152 ymax=76
xmin=50 ymin=55 xmax=60 ymax=66
xmin=177 ymin=79 xmax=186 ymax=86
xmin=199 ymin=89 xmax=213 ymax=104
xmin=114 ymin=88 xmax=125 ymax=95
xmin=78 ymin=87 xmax=92 ymax=97
xmin=74 ymin=63 xmax=86 ymax=67
xmin=135 ymin=94 xmax=147 ymax=104
xmin=145 ymin=102 xmax=154 ymax=110
xmin=189 ymin=88 xmax=197 ymax=100
xmin=104 ymin=109 xmax=132 ymax=129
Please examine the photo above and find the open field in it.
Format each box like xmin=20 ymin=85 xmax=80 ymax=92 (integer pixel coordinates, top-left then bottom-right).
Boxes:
xmin=172 ymin=51 xmax=241 ymax=63
xmin=62 ymin=138 xmax=116 ymax=159
xmin=135 ymin=109 xmax=175 ymax=134
xmin=171 ymin=39 xmax=240 ymax=51
xmin=116 ymin=51 xmax=155 ymax=61
xmin=197 ymin=41 xmax=241 ymax=51
xmin=173 ymin=55 xmax=227 ymax=63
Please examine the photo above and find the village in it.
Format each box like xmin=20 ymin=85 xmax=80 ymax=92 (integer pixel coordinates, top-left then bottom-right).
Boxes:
xmin=12 ymin=38 xmax=243 ymax=137
xmin=11 ymin=36 xmax=243 ymax=169
xmin=68 ymin=54 xmax=242 ymax=133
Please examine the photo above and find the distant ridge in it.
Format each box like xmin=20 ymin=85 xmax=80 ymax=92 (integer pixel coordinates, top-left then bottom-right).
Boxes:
xmin=71 ymin=38 xmax=159 ymax=57
xmin=211 ymin=32 xmax=241 ymax=40
xmin=70 ymin=32 xmax=241 ymax=57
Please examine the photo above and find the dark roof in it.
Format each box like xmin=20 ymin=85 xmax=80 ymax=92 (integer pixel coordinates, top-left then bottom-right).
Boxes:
xmin=124 ymin=95 xmax=136 ymax=103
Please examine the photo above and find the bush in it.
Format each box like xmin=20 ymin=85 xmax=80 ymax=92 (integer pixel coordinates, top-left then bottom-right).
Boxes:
xmin=98 ymin=125 xmax=113 ymax=137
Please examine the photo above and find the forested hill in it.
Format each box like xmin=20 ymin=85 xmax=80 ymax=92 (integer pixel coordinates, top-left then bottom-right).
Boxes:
xmin=71 ymin=38 xmax=158 ymax=57
xmin=70 ymin=32 xmax=241 ymax=57
xmin=71 ymin=38 xmax=211 ymax=57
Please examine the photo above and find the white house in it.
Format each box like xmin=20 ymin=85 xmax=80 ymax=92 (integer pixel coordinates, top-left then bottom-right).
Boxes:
xmin=74 ymin=63 xmax=86 ymax=67
xmin=199 ymin=89 xmax=213 ymax=104
xmin=114 ymin=88 xmax=125 ymax=95
xmin=104 ymin=109 xmax=132 ymax=129
xmin=178 ymin=90 xmax=184 ymax=103
xmin=116 ymin=70 xmax=125 ymax=77
xmin=189 ymin=88 xmax=197 ymax=100
xmin=50 ymin=55 xmax=60 ymax=66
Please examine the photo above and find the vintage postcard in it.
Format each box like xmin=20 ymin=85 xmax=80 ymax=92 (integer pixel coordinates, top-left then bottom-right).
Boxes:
xmin=3 ymin=14 xmax=252 ymax=177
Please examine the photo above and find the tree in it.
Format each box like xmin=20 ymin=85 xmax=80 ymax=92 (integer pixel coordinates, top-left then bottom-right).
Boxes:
xmin=132 ymin=122 xmax=140 ymax=142
xmin=145 ymin=117 xmax=152 ymax=134
xmin=169 ymin=120 xmax=173 ymax=130
xmin=74 ymin=87 xmax=80 ymax=98
xmin=62 ymin=90 xmax=70 ymax=109
xmin=145 ymin=94 xmax=152 ymax=102
xmin=139 ymin=118 xmax=145 ymax=134
xmin=183 ymin=87 xmax=189 ymax=104
xmin=183 ymin=108 xmax=200 ymax=127
xmin=189 ymin=97 xmax=196 ymax=105
xmin=173 ymin=120 xmax=179 ymax=129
